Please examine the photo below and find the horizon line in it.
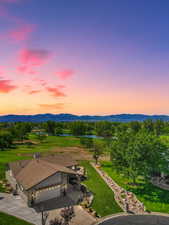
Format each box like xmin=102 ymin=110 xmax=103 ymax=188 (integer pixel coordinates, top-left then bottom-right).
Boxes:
xmin=0 ymin=113 xmax=169 ymax=117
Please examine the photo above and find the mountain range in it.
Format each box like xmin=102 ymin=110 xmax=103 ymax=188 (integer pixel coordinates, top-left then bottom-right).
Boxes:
xmin=0 ymin=113 xmax=169 ymax=122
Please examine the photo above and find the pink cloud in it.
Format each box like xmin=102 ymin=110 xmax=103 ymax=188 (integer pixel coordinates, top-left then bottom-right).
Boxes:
xmin=29 ymin=90 xmax=41 ymax=95
xmin=46 ymin=86 xmax=66 ymax=97
xmin=33 ymin=79 xmax=47 ymax=86
xmin=19 ymin=49 xmax=51 ymax=66
xmin=41 ymin=82 xmax=47 ymax=86
xmin=57 ymin=84 xmax=65 ymax=89
xmin=8 ymin=24 xmax=35 ymax=42
xmin=28 ymin=70 xmax=38 ymax=75
xmin=17 ymin=65 xmax=28 ymax=73
xmin=38 ymin=80 xmax=47 ymax=86
xmin=37 ymin=79 xmax=47 ymax=86
xmin=39 ymin=103 xmax=64 ymax=110
xmin=54 ymin=69 xmax=74 ymax=80
xmin=31 ymin=78 xmax=46 ymax=86
xmin=17 ymin=65 xmax=38 ymax=75
xmin=0 ymin=80 xmax=17 ymax=93
xmin=0 ymin=66 xmax=5 ymax=76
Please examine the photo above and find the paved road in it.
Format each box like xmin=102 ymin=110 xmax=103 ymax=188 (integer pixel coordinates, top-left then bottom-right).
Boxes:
xmin=98 ymin=215 xmax=169 ymax=225
xmin=0 ymin=193 xmax=42 ymax=225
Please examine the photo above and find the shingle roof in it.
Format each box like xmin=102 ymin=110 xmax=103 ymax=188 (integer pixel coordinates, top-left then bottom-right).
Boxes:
xmin=10 ymin=158 xmax=77 ymax=190
xmin=42 ymin=154 xmax=78 ymax=167
xmin=9 ymin=160 xmax=30 ymax=177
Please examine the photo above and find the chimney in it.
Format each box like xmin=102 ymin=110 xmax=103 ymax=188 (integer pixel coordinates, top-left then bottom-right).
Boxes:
xmin=33 ymin=152 xmax=40 ymax=162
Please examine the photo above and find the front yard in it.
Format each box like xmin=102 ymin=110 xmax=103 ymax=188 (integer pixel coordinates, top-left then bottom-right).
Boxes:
xmin=0 ymin=212 xmax=33 ymax=225
xmin=80 ymin=161 xmax=122 ymax=217
xmin=102 ymin=161 xmax=169 ymax=213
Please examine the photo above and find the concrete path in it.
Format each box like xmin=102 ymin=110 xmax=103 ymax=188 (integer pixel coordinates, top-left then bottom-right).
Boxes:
xmin=0 ymin=193 xmax=41 ymax=225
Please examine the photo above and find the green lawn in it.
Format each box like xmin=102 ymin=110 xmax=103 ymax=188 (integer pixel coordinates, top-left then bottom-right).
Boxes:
xmin=160 ymin=135 xmax=169 ymax=147
xmin=80 ymin=161 xmax=122 ymax=217
xmin=0 ymin=135 xmax=81 ymax=180
xmin=0 ymin=212 xmax=33 ymax=225
xmin=102 ymin=161 xmax=169 ymax=213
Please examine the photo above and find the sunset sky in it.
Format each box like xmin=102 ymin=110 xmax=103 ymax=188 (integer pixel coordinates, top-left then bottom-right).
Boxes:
xmin=0 ymin=0 xmax=169 ymax=115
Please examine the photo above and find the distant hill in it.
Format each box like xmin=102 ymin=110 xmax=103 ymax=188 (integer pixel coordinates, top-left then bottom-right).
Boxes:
xmin=0 ymin=113 xmax=169 ymax=122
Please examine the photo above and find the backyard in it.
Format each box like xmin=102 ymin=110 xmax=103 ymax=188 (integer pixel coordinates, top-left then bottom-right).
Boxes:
xmin=102 ymin=161 xmax=169 ymax=213
xmin=0 ymin=212 xmax=33 ymax=225
xmin=0 ymin=135 xmax=82 ymax=180
xmin=80 ymin=161 xmax=122 ymax=216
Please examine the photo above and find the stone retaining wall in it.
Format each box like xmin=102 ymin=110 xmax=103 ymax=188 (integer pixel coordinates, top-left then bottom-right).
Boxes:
xmin=91 ymin=163 xmax=145 ymax=214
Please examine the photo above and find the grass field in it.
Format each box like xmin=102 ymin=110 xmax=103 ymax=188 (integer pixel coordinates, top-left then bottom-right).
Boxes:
xmin=160 ymin=135 xmax=169 ymax=147
xmin=0 ymin=135 xmax=82 ymax=180
xmin=102 ymin=161 xmax=169 ymax=213
xmin=80 ymin=161 xmax=122 ymax=217
xmin=0 ymin=212 xmax=33 ymax=225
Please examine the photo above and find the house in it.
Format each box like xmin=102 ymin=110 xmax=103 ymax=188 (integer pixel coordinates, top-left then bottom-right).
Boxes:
xmin=6 ymin=155 xmax=83 ymax=207
xmin=31 ymin=128 xmax=48 ymax=136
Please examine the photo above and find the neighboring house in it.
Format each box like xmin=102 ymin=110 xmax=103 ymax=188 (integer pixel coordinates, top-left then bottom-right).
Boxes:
xmin=6 ymin=155 xmax=83 ymax=207
xmin=31 ymin=128 xmax=48 ymax=136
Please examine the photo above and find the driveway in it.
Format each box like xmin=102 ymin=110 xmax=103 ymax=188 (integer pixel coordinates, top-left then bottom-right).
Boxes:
xmin=0 ymin=193 xmax=42 ymax=225
xmin=0 ymin=193 xmax=96 ymax=225
xmin=49 ymin=205 xmax=96 ymax=225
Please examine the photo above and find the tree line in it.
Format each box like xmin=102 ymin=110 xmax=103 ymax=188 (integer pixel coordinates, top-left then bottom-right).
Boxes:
xmin=0 ymin=119 xmax=169 ymax=152
xmin=29 ymin=119 xmax=169 ymax=137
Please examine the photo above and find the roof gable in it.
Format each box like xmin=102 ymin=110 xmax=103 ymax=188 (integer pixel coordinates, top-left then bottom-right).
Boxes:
xmin=15 ymin=159 xmax=77 ymax=190
xmin=9 ymin=160 xmax=30 ymax=177
xmin=42 ymin=154 xmax=78 ymax=167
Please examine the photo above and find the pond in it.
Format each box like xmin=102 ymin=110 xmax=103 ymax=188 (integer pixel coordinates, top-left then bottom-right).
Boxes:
xmin=58 ymin=134 xmax=104 ymax=139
